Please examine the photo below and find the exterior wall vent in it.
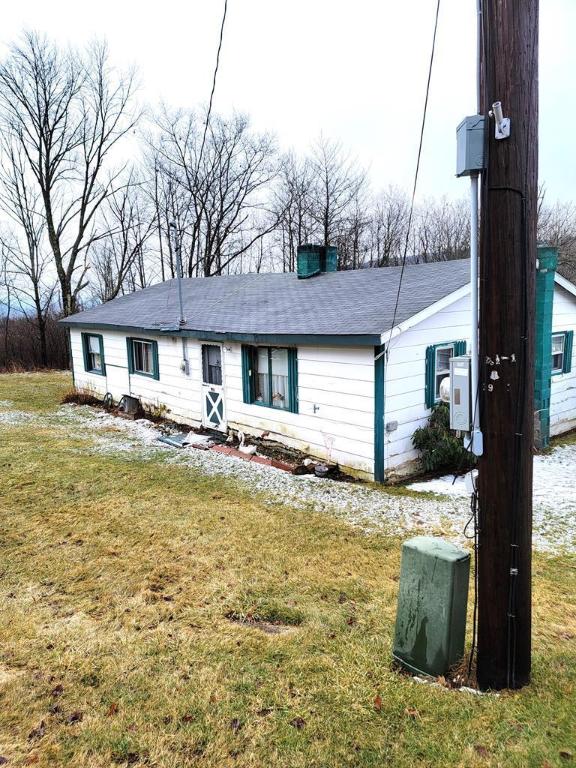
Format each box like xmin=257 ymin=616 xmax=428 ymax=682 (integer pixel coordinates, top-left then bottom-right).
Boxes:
xmin=296 ymin=244 xmax=338 ymax=279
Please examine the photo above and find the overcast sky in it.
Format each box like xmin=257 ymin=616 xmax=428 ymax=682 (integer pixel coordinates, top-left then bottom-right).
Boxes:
xmin=1 ymin=0 xmax=574 ymax=204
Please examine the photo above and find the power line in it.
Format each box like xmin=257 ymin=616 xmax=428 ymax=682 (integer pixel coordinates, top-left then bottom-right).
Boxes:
xmin=169 ymin=0 xmax=229 ymax=284
xmin=198 ymin=0 xmax=229 ymax=166
xmin=385 ymin=0 xmax=441 ymax=362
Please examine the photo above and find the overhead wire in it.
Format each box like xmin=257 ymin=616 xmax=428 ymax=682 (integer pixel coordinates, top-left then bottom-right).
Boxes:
xmin=385 ymin=0 xmax=442 ymax=363
xmin=164 ymin=0 xmax=229 ymax=334
xmin=167 ymin=0 xmax=229 ymax=300
xmin=198 ymin=0 xmax=229 ymax=170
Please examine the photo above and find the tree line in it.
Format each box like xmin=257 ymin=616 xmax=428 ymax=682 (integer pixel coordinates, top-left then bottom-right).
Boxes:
xmin=1 ymin=32 xmax=575 ymax=370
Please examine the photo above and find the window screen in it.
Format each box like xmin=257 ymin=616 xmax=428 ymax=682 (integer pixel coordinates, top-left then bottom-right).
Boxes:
xmin=202 ymin=345 xmax=222 ymax=385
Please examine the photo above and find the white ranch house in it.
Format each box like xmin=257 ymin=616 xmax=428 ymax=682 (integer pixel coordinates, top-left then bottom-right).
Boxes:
xmin=62 ymin=252 xmax=576 ymax=482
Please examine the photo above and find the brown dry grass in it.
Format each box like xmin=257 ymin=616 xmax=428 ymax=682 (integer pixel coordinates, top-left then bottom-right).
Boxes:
xmin=0 ymin=372 xmax=575 ymax=767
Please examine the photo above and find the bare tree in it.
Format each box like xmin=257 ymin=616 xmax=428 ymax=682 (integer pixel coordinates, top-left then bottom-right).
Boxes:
xmin=334 ymin=185 xmax=372 ymax=270
xmin=367 ymin=186 xmax=410 ymax=266
xmin=0 ymin=246 xmax=14 ymax=366
xmin=0 ymin=139 xmax=57 ymax=365
xmin=271 ymin=153 xmax=317 ymax=272
xmin=91 ymin=177 xmax=155 ymax=301
xmin=308 ymin=136 xmax=367 ymax=248
xmin=537 ymin=193 xmax=576 ymax=282
xmin=150 ymin=108 xmax=280 ymax=277
xmin=413 ymin=197 xmax=470 ymax=263
xmin=0 ymin=31 xmax=139 ymax=315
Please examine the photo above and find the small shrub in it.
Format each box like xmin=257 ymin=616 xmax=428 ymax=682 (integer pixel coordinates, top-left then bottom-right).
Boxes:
xmin=412 ymin=402 xmax=475 ymax=474
xmin=61 ymin=387 xmax=102 ymax=407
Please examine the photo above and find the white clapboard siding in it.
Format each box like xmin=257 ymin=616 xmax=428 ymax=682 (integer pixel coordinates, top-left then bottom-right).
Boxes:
xmin=70 ymin=329 xmax=204 ymax=425
xmin=223 ymin=342 xmax=375 ymax=478
xmin=550 ymin=285 xmax=576 ymax=435
xmin=69 ymin=329 xmax=376 ymax=478
xmin=384 ymin=280 xmax=576 ymax=476
xmin=98 ymin=332 xmax=130 ymax=399
xmin=70 ymin=329 xmax=108 ymax=395
xmin=127 ymin=335 xmax=203 ymax=424
xmin=383 ymin=293 xmax=470 ymax=476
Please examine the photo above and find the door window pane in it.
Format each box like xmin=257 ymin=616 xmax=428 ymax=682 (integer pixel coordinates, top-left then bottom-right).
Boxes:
xmin=202 ymin=345 xmax=222 ymax=385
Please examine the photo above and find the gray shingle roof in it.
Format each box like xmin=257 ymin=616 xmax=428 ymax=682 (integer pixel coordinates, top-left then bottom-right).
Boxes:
xmin=62 ymin=259 xmax=471 ymax=343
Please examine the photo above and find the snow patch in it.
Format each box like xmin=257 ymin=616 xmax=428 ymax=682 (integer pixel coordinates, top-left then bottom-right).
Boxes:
xmin=0 ymin=410 xmax=34 ymax=425
xmin=408 ymin=447 xmax=576 ymax=552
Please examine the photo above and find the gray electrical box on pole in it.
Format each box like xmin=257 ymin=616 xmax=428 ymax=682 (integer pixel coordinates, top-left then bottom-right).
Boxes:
xmin=456 ymin=116 xmax=486 ymax=177
xmin=450 ymin=355 xmax=472 ymax=431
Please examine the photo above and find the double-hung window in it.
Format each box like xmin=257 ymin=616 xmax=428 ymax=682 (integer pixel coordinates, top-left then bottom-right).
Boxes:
xmin=81 ymin=333 xmax=105 ymax=375
xmin=425 ymin=340 xmax=467 ymax=408
xmin=127 ymin=337 xmax=160 ymax=380
xmin=551 ymin=331 xmax=574 ymax=375
xmin=241 ymin=345 xmax=298 ymax=413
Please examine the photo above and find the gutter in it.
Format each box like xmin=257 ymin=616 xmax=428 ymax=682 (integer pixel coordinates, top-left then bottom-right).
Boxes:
xmin=59 ymin=320 xmax=382 ymax=348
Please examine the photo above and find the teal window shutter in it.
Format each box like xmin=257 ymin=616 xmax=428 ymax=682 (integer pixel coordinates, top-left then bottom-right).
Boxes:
xmin=288 ymin=348 xmax=298 ymax=413
xmin=241 ymin=345 xmax=253 ymax=403
xmin=126 ymin=337 xmax=134 ymax=374
xmin=81 ymin=333 xmax=90 ymax=372
xmin=99 ymin=335 xmax=106 ymax=376
xmin=563 ymin=330 xmax=573 ymax=374
xmin=455 ymin=340 xmax=467 ymax=356
xmin=151 ymin=340 xmax=160 ymax=380
xmin=425 ymin=345 xmax=435 ymax=409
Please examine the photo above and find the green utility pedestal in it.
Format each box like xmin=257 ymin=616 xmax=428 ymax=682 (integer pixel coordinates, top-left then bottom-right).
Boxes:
xmin=393 ymin=536 xmax=470 ymax=677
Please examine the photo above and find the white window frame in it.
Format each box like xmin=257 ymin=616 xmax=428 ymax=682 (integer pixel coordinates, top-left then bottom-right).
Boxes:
xmin=434 ymin=344 xmax=454 ymax=401
xmin=551 ymin=332 xmax=565 ymax=375
xmin=132 ymin=339 xmax=155 ymax=376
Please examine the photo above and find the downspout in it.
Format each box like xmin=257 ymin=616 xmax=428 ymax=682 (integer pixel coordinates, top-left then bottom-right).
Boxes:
xmin=467 ymin=173 xmax=482 ymax=454
xmin=169 ymin=221 xmax=189 ymax=375
xmin=464 ymin=0 xmax=484 ymax=456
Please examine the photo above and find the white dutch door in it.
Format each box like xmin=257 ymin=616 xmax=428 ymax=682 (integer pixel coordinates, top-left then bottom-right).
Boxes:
xmin=201 ymin=344 xmax=226 ymax=431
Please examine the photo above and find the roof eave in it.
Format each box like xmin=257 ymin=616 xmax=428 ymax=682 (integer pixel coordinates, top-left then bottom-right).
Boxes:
xmin=555 ymin=272 xmax=576 ymax=299
xmin=60 ymin=320 xmax=382 ymax=347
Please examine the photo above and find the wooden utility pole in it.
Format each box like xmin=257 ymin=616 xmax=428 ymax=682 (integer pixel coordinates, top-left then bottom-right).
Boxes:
xmin=477 ymin=0 xmax=539 ymax=690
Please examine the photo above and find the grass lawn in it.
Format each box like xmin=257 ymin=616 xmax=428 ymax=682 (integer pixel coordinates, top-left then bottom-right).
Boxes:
xmin=0 ymin=372 xmax=575 ymax=767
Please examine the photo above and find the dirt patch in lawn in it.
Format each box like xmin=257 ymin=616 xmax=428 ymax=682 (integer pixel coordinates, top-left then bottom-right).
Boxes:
xmin=225 ymin=611 xmax=299 ymax=635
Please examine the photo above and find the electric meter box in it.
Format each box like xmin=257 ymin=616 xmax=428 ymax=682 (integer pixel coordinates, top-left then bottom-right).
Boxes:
xmin=450 ymin=355 xmax=472 ymax=432
xmin=393 ymin=536 xmax=470 ymax=677
xmin=456 ymin=115 xmax=486 ymax=177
